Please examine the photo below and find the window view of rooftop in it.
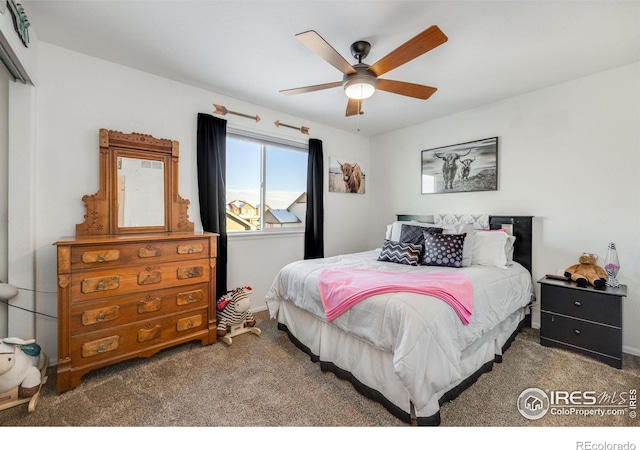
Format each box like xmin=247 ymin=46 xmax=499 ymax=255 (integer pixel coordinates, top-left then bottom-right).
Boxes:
xmin=226 ymin=135 xmax=307 ymax=231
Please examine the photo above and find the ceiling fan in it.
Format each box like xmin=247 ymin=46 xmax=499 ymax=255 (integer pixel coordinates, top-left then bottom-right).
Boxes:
xmin=280 ymin=26 xmax=448 ymax=117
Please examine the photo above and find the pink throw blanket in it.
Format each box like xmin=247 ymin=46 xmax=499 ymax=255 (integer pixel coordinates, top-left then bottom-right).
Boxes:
xmin=318 ymin=268 xmax=473 ymax=324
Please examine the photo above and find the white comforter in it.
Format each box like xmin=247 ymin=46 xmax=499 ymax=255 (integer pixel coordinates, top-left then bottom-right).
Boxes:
xmin=265 ymin=249 xmax=534 ymax=412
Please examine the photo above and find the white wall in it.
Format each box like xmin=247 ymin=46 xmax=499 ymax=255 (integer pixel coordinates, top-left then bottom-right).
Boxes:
xmin=6 ymin=42 xmax=370 ymax=362
xmin=4 ymin=40 xmax=637 ymax=363
xmin=368 ymin=62 xmax=640 ymax=355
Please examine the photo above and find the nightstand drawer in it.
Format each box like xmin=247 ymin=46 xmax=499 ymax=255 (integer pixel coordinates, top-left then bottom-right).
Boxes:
xmin=541 ymin=311 xmax=621 ymax=358
xmin=540 ymin=284 xmax=621 ymax=327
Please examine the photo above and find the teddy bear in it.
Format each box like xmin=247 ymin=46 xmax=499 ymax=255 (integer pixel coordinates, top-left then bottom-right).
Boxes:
xmin=0 ymin=337 xmax=46 ymax=398
xmin=564 ymin=253 xmax=607 ymax=289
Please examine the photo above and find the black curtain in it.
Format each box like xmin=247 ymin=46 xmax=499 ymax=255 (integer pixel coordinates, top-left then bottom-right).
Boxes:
xmin=304 ymin=138 xmax=324 ymax=259
xmin=197 ymin=113 xmax=227 ymax=299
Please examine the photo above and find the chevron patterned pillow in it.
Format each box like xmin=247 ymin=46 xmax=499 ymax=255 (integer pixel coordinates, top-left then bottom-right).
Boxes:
xmin=377 ymin=240 xmax=422 ymax=266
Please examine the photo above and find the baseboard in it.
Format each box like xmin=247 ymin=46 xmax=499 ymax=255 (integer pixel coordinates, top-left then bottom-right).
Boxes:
xmin=251 ymin=305 xmax=268 ymax=314
xmin=623 ymin=344 xmax=640 ymax=357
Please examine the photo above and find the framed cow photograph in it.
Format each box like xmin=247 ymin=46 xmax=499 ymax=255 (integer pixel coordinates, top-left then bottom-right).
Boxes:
xmin=421 ymin=137 xmax=498 ymax=194
xmin=328 ymin=157 xmax=366 ymax=194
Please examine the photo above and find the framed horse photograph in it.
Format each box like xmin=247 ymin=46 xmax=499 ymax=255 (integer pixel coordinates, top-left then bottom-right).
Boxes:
xmin=421 ymin=137 xmax=498 ymax=194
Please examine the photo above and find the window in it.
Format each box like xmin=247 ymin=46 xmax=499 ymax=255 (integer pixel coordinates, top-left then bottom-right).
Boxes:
xmin=226 ymin=131 xmax=307 ymax=232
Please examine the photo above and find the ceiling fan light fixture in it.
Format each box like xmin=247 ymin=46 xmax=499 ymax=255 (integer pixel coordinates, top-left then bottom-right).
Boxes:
xmin=344 ymin=80 xmax=375 ymax=100
xmin=343 ymin=66 xmax=377 ymax=100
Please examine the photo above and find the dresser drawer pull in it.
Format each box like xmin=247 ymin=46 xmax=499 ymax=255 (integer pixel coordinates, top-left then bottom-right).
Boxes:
xmin=138 ymin=324 xmax=162 ymax=342
xmin=138 ymin=296 xmax=162 ymax=313
xmin=177 ymin=290 xmax=202 ymax=306
xmin=574 ymin=301 xmax=582 ymax=307
xmin=81 ymin=276 xmax=120 ymax=294
xmin=81 ymin=250 xmax=120 ymax=264
xmin=177 ymin=244 xmax=204 ymax=255
xmin=176 ymin=266 xmax=203 ymax=280
xmin=81 ymin=335 xmax=119 ymax=358
xmin=138 ymin=246 xmax=161 ymax=258
xmin=574 ymin=329 xmax=581 ymax=335
xmin=82 ymin=305 xmax=120 ymax=325
xmin=176 ymin=314 xmax=202 ymax=332
xmin=138 ymin=270 xmax=162 ymax=285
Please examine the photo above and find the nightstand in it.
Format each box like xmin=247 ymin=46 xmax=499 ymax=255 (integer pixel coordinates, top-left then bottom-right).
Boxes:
xmin=537 ymin=277 xmax=627 ymax=369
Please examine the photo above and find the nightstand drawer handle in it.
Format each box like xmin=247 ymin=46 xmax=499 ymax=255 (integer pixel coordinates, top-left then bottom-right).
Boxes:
xmin=574 ymin=301 xmax=582 ymax=307
xmin=574 ymin=329 xmax=581 ymax=335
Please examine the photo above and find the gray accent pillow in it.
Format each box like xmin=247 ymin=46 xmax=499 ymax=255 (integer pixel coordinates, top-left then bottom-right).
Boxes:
xmin=399 ymin=224 xmax=443 ymax=246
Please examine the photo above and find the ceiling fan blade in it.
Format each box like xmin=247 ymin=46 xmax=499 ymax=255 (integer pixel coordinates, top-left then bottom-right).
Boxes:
xmin=369 ymin=25 xmax=448 ymax=77
xmin=345 ymin=98 xmax=362 ymax=117
xmin=280 ymin=81 xmax=342 ymax=95
xmin=376 ymin=79 xmax=437 ymax=100
xmin=296 ymin=30 xmax=357 ymax=75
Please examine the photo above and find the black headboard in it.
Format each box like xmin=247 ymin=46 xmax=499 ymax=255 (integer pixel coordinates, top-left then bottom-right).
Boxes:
xmin=396 ymin=215 xmax=533 ymax=273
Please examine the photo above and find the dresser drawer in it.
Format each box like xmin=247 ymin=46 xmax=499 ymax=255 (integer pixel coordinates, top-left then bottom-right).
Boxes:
xmin=70 ymin=238 xmax=211 ymax=271
xmin=70 ymin=309 xmax=208 ymax=363
xmin=70 ymin=283 xmax=209 ymax=334
xmin=540 ymin=311 xmax=621 ymax=357
xmin=540 ymin=284 xmax=621 ymax=327
xmin=69 ymin=258 xmax=210 ymax=301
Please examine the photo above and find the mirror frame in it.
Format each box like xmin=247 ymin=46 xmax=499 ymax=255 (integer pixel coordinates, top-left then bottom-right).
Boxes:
xmin=76 ymin=129 xmax=194 ymax=236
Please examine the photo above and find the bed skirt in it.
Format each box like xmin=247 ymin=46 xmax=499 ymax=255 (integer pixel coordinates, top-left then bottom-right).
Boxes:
xmin=275 ymin=302 xmax=531 ymax=426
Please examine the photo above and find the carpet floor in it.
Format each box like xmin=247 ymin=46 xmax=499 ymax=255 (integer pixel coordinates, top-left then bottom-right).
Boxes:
xmin=1 ymin=311 xmax=638 ymax=428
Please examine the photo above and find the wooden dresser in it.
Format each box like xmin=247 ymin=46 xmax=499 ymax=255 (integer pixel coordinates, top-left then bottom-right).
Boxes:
xmin=54 ymin=232 xmax=217 ymax=393
xmin=54 ymin=129 xmax=219 ymax=393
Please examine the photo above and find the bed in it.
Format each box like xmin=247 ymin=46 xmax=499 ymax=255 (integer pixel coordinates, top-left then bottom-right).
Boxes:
xmin=265 ymin=214 xmax=534 ymax=425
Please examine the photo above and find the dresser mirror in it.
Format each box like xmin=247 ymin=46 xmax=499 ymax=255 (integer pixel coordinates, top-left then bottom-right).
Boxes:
xmin=116 ymin=154 xmax=166 ymax=229
xmin=76 ymin=129 xmax=194 ymax=236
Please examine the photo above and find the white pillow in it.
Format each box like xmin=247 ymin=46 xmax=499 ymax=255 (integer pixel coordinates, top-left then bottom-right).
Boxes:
xmin=472 ymin=230 xmax=516 ymax=269
xmin=386 ymin=220 xmax=436 ymax=242
xmin=442 ymin=222 xmax=475 ymax=267
xmin=505 ymin=235 xmax=516 ymax=265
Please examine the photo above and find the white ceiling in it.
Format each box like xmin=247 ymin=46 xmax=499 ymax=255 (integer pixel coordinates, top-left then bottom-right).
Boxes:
xmin=21 ymin=1 xmax=640 ymax=137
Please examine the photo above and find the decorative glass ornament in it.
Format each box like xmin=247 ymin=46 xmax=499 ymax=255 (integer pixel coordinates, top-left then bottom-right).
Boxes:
xmin=604 ymin=242 xmax=620 ymax=288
